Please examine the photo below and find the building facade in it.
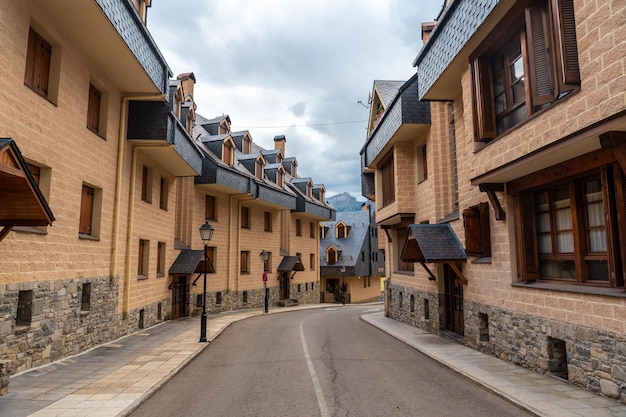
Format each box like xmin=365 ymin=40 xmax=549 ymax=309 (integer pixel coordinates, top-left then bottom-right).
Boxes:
xmin=0 ymin=0 xmax=333 ymax=384
xmin=362 ymin=0 xmax=626 ymax=403
xmin=319 ymin=205 xmax=385 ymax=304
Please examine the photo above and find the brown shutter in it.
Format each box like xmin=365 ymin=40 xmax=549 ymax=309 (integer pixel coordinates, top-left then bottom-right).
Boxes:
xmin=526 ymin=3 xmax=556 ymax=105
xmin=514 ymin=192 xmax=539 ymax=281
xmin=463 ymin=207 xmax=482 ymax=256
xmin=79 ymin=185 xmax=94 ymax=235
xmin=479 ymin=202 xmax=492 ymax=257
xmin=24 ymin=29 xmax=51 ymax=97
xmin=551 ymin=0 xmax=580 ymax=89
xmin=472 ymin=57 xmax=497 ymax=142
xmin=87 ymin=84 xmax=101 ymax=133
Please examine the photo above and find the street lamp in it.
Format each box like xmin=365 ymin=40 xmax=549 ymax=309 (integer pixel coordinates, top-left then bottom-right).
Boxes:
xmin=199 ymin=221 xmax=214 ymax=342
xmin=260 ymin=250 xmax=269 ymax=314
xmin=340 ymin=266 xmax=346 ymax=305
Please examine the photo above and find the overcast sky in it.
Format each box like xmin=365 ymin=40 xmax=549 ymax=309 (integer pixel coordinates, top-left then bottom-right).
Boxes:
xmin=147 ymin=0 xmax=443 ymax=200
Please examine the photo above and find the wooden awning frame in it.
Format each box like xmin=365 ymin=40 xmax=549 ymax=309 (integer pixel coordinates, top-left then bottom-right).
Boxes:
xmin=0 ymin=139 xmax=55 ymax=242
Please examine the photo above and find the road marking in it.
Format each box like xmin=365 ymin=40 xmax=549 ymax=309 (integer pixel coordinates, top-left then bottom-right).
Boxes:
xmin=362 ymin=308 xmax=381 ymax=314
xmin=299 ymin=321 xmax=331 ymax=417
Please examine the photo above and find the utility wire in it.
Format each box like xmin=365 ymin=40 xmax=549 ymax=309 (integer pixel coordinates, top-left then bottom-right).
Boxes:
xmin=237 ymin=120 xmax=368 ymax=129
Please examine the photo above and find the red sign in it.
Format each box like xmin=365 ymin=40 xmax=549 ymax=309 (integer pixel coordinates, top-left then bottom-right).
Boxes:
xmin=262 ymin=272 xmax=268 ymax=282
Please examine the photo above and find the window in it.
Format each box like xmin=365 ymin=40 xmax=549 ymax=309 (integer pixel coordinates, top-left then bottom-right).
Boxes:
xmin=206 ymin=246 xmax=216 ymax=269
xmin=243 ymin=137 xmax=251 ymax=154
xmin=16 ymin=290 xmax=34 ymax=327
xmin=138 ymin=239 xmax=149 ymax=277
xmin=24 ymin=28 xmax=51 ymax=99
xmin=205 ymin=195 xmax=217 ymax=221
xmin=310 ymin=222 xmax=315 ymax=238
xmin=87 ymin=84 xmax=101 ymax=134
xmin=255 ymin=158 xmax=264 ymax=180
xmin=157 ymin=242 xmax=166 ymax=277
xmin=243 ymin=291 xmax=248 ymax=303
xmin=463 ymin=202 xmax=491 ymax=257
xmin=264 ymin=211 xmax=272 ymax=232
xmin=159 ymin=178 xmax=168 ymax=210
xmin=79 ymin=184 xmax=94 ymax=236
xmin=417 ymin=145 xmax=428 ymax=183
xmin=216 ymin=292 xmax=222 ymax=305
xmin=320 ymin=225 xmax=326 ymax=239
xmin=326 ymin=248 xmax=337 ymax=264
xmin=296 ymin=219 xmax=302 ymax=236
xmin=240 ymin=251 xmax=250 ymax=273
xmin=514 ymin=162 xmax=624 ymax=288
xmin=277 ymin=169 xmax=284 ymax=187
xmin=81 ymin=283 xmax=91 ymax=312
xmin=337 ymin=223 xmax=346 ymax=238
xmin=223 ymin=141 xmax=234 ymax=165
xmin=471 ymin=0 xmax=580 ymax=142
xmin=310 ymin=253 xmax=315 ymax=270
xmin=380 ymin=153 xmax=395 ymax=206
xmin=241 ymin=206 xmax=250 ymax=229
xmin=141 ymin=165 xmax=152 ymax=203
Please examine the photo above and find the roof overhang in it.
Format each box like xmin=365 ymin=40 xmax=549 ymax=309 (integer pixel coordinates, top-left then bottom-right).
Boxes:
xmin=0 ymin=139 xmax=55 ymax=240
xmin=277 ymin=256 xmax=305 ymax=272
xmin=168 ymin=249 xmax=215 ymax=276
xmin=401 ymin=224 xmax=467 ymax=284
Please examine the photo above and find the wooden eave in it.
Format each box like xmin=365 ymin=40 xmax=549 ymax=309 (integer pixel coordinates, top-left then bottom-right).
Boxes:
xmin=0 ymin=139 xmax=55 ymax=240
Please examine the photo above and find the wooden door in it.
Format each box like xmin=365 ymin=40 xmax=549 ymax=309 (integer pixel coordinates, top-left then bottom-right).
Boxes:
xmin=279 ymin=272 xmax=290 ymax=300
xmin=171 ymin=276 xmax=189 ymax=319
xmin=444 ymin=264 xmax=464 ymax=335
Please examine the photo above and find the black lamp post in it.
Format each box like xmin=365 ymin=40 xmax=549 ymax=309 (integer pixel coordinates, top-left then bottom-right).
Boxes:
xmin=340 ymin=266 xmax=346 ymax=305
xmin=260 ymin=250 xmax=269 ymax=314
xmin=199 ymin=221 xmax=214 ymax=342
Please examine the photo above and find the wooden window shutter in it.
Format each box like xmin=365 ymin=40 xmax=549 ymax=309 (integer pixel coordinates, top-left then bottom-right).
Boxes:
xmin=463 ymin=202 xmax=490 ymax=257
xmin=471 ymin=57 xmax=497 ymax=142
xmin=514 ymin=192 xmax=539 ymax=281
xmin=80 ymin=185 xmax=94 ymax=235
xmin=526 ymin=3 xmax=556 ymax=106
xmin=551 ymin=0 xmax=580 ymax=88
xmin=87 ymin=84 xmax=101 ymax=133
xmin=25 ymin=29 xmax=51 ymax=97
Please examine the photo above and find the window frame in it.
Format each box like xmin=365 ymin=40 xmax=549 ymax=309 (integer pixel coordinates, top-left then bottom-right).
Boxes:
xmin=264 ymin=211 xmax=272 ymax=232
xmin=296 ymin=219 xmax=302 ymax=237
xmin=24 ymin=28 xmax=51 ymax=99
xmin=138 ymin=239 xmax=149 ymax=278
xmin=512 ymin=160 xmax=624 ymax=288
xmin=240 ymin=250 xmax=250 ymax=274
xmin=471 ymin=0 xmax=580 ymax=143
xmin=241 ymin=206 xmax=250 ymax=229
xmin=205 ymin=195 xmax=217 ymax=221
xmin=87 ymin=83 xmax=102 ymax=134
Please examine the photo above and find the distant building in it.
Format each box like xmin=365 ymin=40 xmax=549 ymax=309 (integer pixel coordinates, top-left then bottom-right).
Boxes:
xmin=319 ymin=205 xmax=384 ymax=303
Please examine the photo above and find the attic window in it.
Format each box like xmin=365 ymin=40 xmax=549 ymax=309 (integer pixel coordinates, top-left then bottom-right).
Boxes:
xmin=243 ymin=137 xmax=251 ymax=154
xmin=223 ymin=141 xmax=234 ymax=166
xmin=291 ymin=162 xmax=297 ymax=177
xmin=306 ymin=182 xmax=312 ymax=198
xmin=277 ymin=170 xmax=284 ymax=187
xmin=336 ymin=223 xmax=347 ymax=238
xmin=255 ymin=158 xmax=264 ymax=180
xmin=320 ymin=224 xmax=326 ymax=239
xmin=326 ymin=247 xmax=337 ymax=264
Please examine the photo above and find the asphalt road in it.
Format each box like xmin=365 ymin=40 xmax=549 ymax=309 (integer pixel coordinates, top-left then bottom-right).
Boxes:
xmin=130 ymin=306 xmax=532 ymax=417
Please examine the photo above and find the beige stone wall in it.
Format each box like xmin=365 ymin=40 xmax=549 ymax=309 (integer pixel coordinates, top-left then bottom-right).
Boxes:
xmin=453 ymin=0 xmax=626 ymax=334
xmin=0 ymin=2 xmax=124 ymax=284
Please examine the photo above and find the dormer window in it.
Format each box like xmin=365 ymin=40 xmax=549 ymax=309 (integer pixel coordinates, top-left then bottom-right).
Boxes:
xmin=306 ymin=181 xmax=312 ymax=198
xmin=336 ymin=222 xmax=347 ymax=238
xmin=219 ymin=119 xmax=230 ymax=134
xmin=291 ymin=161 xmax=297 ymax=176
xmin=255 ymin=158 xmax=264 ymax=180
xmin=326 ymin=247 xmax=338 ymax=264
xmin=243 ymin=136 xmax=251 ymax=154
xmin=173 ymin=89 xmax=182 ymax=120
xmin=223 ymin=141 xmax=234 ymax=165
xmin=277 ymin=169 xmax=284 ymax=187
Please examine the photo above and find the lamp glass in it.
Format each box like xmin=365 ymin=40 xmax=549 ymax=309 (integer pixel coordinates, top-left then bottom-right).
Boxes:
xmin=260 ymin=250 xmax=269 ymax=262
xmin=199 ymin=221 xmax=214 ymax=243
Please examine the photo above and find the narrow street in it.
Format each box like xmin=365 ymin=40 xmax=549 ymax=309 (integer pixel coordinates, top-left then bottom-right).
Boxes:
xmin=130 ymin=306 xmax=532 ymax=417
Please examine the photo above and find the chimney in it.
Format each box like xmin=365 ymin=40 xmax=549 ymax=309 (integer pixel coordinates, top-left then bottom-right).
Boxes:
xmin=274 ymin=135 xmax=286 ymax=156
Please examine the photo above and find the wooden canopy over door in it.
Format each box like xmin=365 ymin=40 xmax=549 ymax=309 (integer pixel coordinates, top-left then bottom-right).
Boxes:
xmin=0 ymin=139 xmax=55 ymax=241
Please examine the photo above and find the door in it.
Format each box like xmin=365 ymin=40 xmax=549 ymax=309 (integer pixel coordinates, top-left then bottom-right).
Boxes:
xmin=444 ymin=264 xmax=464 ymax=335
xmin=279 ymin=272 xmax=290 ymax=300
xmin=171 ymin=276 xmax=189 ymax=319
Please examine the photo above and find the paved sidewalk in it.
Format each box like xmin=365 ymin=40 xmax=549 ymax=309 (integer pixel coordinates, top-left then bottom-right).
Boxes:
xmin=0 ymin=305 xmax=625 ymax=417
xmin=362 ymin=313 xmax=626 ymax=417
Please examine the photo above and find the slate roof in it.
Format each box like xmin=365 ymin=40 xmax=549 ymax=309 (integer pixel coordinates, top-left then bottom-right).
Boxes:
xmin=168 ymin=249 xmax=215 ymax=274
xmin=319 ymin=210 xmax=370 ymax=268
xmin=374 ymin=80 xmax=404 ymax=106
xmin=401 ymin=224 xmax=467 ymax=263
